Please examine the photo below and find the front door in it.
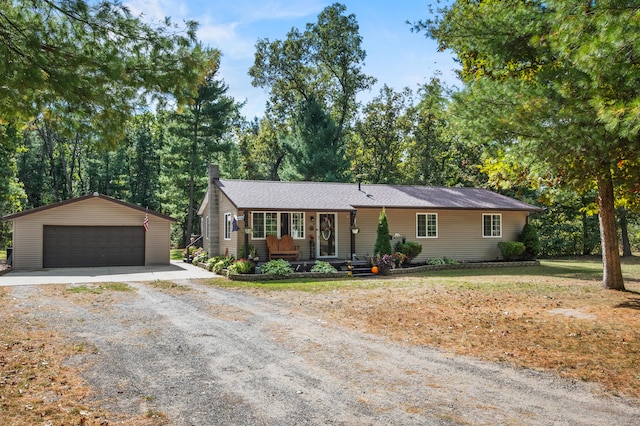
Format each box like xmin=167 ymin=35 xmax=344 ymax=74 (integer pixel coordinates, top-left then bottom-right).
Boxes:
xmin=317 ymin=213 xmax=337 ymax=257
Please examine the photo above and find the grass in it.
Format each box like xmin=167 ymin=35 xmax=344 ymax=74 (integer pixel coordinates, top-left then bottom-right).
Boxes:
xmin=170 ymin=249 xmax=184 ymax=260
xmin=221 ymin=257 xmax=640 ymax=400
xmin=148 ymin=279 xmax=193 ymax=293
xmin=0 ymin=249 xmax=5 ymax=261
xmin=67 ymin=282 xmax=134 ymax=294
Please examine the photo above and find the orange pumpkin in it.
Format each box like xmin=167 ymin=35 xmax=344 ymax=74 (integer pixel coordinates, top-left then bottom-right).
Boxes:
xmin=371 ymin=266 xmax=379 ymax=274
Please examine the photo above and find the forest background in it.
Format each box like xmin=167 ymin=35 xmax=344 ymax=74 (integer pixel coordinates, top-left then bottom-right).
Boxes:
xmin=1 ymin=1 xmax=639 ymax=273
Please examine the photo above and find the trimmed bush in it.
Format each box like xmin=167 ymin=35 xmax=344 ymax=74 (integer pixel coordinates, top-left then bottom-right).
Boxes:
xmin=394 ymin=241 xmax=423 ymax=263
xmin=519 ymin=223 xmax=540 ymax=260
xmin=498 ymin=241 xmax=526 ymax=261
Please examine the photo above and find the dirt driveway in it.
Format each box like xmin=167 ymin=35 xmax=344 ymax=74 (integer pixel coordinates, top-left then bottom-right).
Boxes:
xmin=8 ymin=278 xmax=640 ymax=425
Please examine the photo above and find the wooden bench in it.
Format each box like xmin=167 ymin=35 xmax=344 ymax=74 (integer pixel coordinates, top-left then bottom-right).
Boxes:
xmin=266 ymin=235 xmax=299 ymax=260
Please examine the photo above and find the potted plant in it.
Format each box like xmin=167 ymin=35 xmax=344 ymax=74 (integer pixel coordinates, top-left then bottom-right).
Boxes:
xmin=377 ymin=254 xmax=395 ymax=275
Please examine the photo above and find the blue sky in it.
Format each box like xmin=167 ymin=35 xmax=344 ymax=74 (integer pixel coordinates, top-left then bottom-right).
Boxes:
xmin=126 ymin=0 xmax=460 ymax=118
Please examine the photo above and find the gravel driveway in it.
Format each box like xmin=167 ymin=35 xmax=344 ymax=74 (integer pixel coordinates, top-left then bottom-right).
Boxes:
xmin=10 ymin=279 xmax=640 ymax=425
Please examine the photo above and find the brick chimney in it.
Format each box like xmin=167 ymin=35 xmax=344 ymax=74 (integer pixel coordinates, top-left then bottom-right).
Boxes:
xmin=207 ymin=164 xmax=220 ymax=256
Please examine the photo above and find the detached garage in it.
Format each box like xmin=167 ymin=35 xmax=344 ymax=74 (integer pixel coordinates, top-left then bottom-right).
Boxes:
xmin=2 ymin=193 xmax=176 ymax=270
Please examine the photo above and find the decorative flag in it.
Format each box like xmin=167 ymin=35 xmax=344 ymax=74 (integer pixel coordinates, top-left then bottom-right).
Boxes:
xmin=143 ymin=212 xmax=149 ymax=231
xmin=231 ymin=217 xmax=239 ymax=232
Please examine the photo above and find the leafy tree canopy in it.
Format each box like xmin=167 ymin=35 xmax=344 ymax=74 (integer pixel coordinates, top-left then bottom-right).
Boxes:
xmin=414 ymin=0 xmax=640 ymax=289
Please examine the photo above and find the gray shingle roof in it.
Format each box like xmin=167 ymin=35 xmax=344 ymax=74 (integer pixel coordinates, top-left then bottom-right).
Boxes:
xmin=215 ymin=179 xmax=541 ymax=212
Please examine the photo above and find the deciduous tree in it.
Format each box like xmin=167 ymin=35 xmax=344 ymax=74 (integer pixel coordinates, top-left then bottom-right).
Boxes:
xmin=416 ymin=0 xmax=640 ymax=290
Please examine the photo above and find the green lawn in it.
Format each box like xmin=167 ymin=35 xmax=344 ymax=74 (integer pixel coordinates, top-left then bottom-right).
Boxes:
xmin=170 ymin=249 xmax=184 ymax=260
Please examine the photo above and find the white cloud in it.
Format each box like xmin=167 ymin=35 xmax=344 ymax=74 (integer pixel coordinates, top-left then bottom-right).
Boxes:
xmin=197 ymin=22 xmax=255 ymax=60
xmin=125 ymin=0 xmax=190 ymax=21
xmin=223 ymin=0 xmax=326 ymax=23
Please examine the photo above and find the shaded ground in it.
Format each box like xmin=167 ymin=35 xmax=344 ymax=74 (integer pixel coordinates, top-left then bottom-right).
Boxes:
xmin=2 ymin=270 xmax=640 ymax=425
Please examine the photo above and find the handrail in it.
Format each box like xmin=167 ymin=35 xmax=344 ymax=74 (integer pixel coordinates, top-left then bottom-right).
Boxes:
xmin=185 ymin=235 xmax=202 ymax=250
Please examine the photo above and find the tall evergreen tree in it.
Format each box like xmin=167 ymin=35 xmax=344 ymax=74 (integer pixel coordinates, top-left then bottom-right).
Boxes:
xmin=163 ymin=59 xmax=240 ymax=246
xmin=284 ymin=96 xmax=345 ymax=181
xmin=374 ymin=207 xmax=392 ymax=257
xmin=1 ymin=0 xmax=214 ymax=147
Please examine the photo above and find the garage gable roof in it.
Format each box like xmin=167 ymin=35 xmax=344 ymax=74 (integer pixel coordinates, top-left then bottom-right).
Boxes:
xmin=213 ymin=179 xmax=542 ymax=212
xmin=2 ymin=193 xmax=176 ymax=221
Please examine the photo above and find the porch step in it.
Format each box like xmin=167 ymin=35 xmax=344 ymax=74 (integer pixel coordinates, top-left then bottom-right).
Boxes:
xmin=340 ymin=261 xmax=374 ymax=277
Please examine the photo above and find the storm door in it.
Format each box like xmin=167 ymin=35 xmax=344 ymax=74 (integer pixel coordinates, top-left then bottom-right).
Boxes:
xmin=317 ymin=213 xmax=337 ymax=257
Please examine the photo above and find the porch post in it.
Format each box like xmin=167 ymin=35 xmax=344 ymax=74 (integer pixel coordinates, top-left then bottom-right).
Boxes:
xmin=244 ymin=210 xmax=249 ymax=258
xmin=350 ymin=210 xmax=357 ymax=260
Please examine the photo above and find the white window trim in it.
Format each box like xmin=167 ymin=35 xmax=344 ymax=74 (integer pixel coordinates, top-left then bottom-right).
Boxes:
xmin=482 ymin=213 xmax=502 ymax=238
xmin=224 ymin=213 xmax=232 ymax=240
xmin=251 ymin=211 xmax=278 ymax=240
xmin=251 ymin=211 xmax=307 ymax=240
xmin=289 ymin=212 xmax=305 ymax=240
xmin=416 ymin=212 xmax=438 ymax=238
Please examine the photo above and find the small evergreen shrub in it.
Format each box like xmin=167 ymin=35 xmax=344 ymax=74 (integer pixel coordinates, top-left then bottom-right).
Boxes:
xmin=261 ymin=259 xmax=294 ymax=276
xmin=518 ymin=223 xmax=540 ymax=260
xmin=498 ymin=241 xmax=526 ymax=261
xmin=310 ymin=261 xmax=338 ymax=273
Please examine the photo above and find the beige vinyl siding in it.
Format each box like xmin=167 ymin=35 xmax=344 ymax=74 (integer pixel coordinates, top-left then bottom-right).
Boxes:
xmin=336 ymin=211 xmax=352 ymax=259
xmin=219 ymin=194 xmax=238 ymax=258
xmin=354 ymin=208 xmax=528 ymax=262
xmin=11 ymin=197 xmax=171 ymax=269
xmin=353 ymin=208 xmax=383 ymax=259
xmin=145 ymin=217 xmax=171 ymax=265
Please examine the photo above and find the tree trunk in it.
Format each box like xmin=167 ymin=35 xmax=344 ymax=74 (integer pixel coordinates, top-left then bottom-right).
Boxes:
xmin=618 ymin=208 xmax=633 ymax=257
xmin=596 ymin=173 xmax=625 ymax=290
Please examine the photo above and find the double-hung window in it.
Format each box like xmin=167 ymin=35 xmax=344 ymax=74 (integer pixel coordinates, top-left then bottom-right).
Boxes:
xmin=483 ymin=213 xmax=502 ymax=237
xmin=224 ymin=213 xmax=232 ymax=240
xmin=251 ymin=212 xmax=306 ymax=239
xmin=252 ymin=212 xmax=278 ymax=239
xmin=290 ymin=212 xmax=305 ymax=239
xmin=417 ymin=213 xmax=438 ymax=238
